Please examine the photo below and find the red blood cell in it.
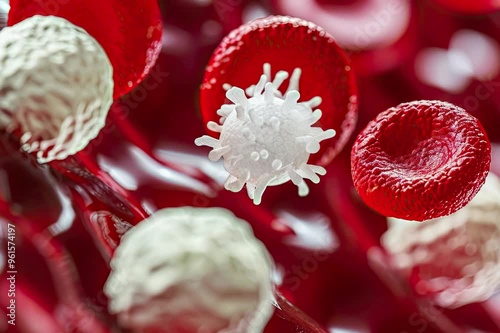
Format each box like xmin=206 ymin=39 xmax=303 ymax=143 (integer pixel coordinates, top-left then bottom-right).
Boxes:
xmin=7 ymin=0 xmax=163 ymax=99
xmin=351 ymin=100 xmax=491 ymax=222
xmin=200 ymin=15 xmax=358 ymax=166
xmin=430 ymin=0 xmax=500 ymax=14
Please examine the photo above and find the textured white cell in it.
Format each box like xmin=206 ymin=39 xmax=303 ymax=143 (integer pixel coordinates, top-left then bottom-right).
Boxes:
xmin=381 ymin=173 xmax=500 ymax=308
xmin=0 ymin=15 xmax=113 ymax=163
xmin=195 ymin=63 xmax=336 ymax=205
xmin=104 ymin=207 xmax=275 ymax=333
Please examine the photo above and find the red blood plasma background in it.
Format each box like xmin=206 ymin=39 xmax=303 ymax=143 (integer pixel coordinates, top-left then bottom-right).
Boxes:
xmin=351 ymin=100 xmax=491 ymax=221
xmin=7 ymin=0 xmax=163 ymax=99
xmin=2 ymin=0 xmax=500 ymax=333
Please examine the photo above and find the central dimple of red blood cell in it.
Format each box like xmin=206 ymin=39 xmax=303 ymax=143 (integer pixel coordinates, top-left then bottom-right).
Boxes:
xmin=378 ymin=110 xmax=455 ymax=176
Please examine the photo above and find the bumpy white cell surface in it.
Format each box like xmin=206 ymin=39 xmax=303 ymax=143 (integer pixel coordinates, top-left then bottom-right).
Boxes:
xmin=195 ymin=63 xmax=336 ymax=205
xmin=104 ymin=207 xmax=275 ymax=333
xmin=382 ymin=173 xmax=500 ymax=308
xmin=0 ymin=15 xmax=113 ymax=163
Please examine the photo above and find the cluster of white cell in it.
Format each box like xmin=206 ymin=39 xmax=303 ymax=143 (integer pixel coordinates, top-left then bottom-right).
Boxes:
xmin=104 ymin=207 xmax=275 ymax=333
xmin=195 ymin=63 xmax=336 ymax=205
xmin=0 ymin=15 xmax=113 ymax=163
xmin=381 ymin=173 xmax=500 ymax=308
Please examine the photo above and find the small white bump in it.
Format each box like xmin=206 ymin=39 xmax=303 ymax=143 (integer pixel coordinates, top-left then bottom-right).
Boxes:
xmin=269 ymin=116 xmax=280 ymax=130
xmin=272 ymin=159 xmax=282 ymax=170
xmin=235 ymin=104 xmax=246 ymax=120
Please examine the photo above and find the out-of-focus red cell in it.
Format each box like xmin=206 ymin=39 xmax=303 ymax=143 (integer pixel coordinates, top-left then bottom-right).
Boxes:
xmin=8 ymin=0 xmax=163 ymax=99
xmin=200 ymin=15 xmax=358 ymax=166
xmin=271 ymin=0 xmax=411 ymax=50
xmin=430 ymin=0 xmax=500 ymax=14
xmin=402 ymin=4 xmax=500 ymax=143
xmin=351 ymin=100 xmax=491 ymax=222
xmin=270 ymin=0 xmax=418 ymax=76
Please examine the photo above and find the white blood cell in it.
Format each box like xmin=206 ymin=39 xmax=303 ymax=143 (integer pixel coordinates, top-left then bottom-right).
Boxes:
xmin=104 ymin=207 xmax=275 ymax=333
xmin=0 ymin=15 xmax=113 ymax=163
xmin=381 ymin=173 xmax=500 ymax=308
xmin=195 ymin=63 xmax=336 ymax=205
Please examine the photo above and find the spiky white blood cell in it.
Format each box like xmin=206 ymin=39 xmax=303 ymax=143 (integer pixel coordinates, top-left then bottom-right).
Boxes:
xmin=195 ymin=63 xmax=336 ymax=205
xmin=381 ymin=173 xmax=500 ymax=308
xmin=104 ymin=207 xmax=275 ymax=333
xmin=0 ymin=15 xmax=113 ymax=163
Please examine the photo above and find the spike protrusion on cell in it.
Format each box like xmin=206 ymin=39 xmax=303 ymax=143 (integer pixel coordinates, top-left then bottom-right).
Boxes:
xmin=207 ymin=121 xmax=222 ymax=132
xmin=247 ymin=184 xmax=256 ymax=200
xmin=308 ymin=110 xmax=323 ymax=125
xmin=289 ymin=169 xmax=310 ymax=197
xmin=254 ymin=75 xmax=268 ymax=96
xmin=254 ymin=174 xmax=274 ymax=205
xmin=227 ymin=87 xmax=249 ymax=108
xmin=281 ymin=90 xmax=300 ymax=112
xmin=304 ymin=96 xmax=322 ymax=109
xmin=287 ymin=68 xmax=302 ymax=93
xmin=194 ymin=135 xmax=219 ymax=149
xmin=208 ymin=146 xmax=231 ymax=162
xmin=195 ymin=63 xmax=336 ymax=204
xmin=272 ymin=71 xmax=289 ymax=89
xmin=225 ymin=174 xmax=246 ymax=192
xmin=264 ymin=83 xmax=276 ymax=103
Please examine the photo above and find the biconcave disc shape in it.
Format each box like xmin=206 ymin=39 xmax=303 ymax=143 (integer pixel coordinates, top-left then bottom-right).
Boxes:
xmin=7 ymin=0 xmax=163 ymax=99
xmin=200 ymin=15 xmax=358 ymax=166
xmin=351 ymin=100 xmax=491 ymax=222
